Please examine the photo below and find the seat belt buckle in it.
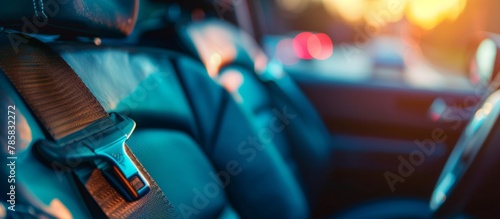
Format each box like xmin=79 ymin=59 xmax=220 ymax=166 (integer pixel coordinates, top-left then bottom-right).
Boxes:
xmin=36 ymin=113 xmax=150 ymax=202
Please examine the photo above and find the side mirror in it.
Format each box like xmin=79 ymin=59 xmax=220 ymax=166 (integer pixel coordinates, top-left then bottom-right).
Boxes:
xmin=468 ymin=33 xmax=500 ymax=91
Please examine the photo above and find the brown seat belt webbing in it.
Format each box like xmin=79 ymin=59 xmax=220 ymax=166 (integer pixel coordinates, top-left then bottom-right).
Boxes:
xmin=0 ymin=32 xmax=178 ymax=218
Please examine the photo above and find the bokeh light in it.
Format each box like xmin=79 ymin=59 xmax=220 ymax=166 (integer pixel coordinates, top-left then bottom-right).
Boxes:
xmin=276 ymin=38 xmax=300 ymax=65
xmin=406 ymin=0 xmax=467 ymax=30
xmin=293 ymin=32 xmax=314 ymax=60
xmin=323 ymin=0 xmax=365 ymax=23
xmin=474 ymin=39 xmax=497 ymax=84
xmin=293 ymin=32 xmax=315 ymax=60
xmin=292 ymin=32 xmax=334 ymax=61
xmin=307 ymin=33 xmax=334 ymax=60
xmin=279 ymin=0 xmax=468 ymax=31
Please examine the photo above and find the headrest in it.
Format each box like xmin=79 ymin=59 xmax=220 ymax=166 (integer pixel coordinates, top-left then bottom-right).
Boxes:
xmin=0 ymin=0 xmax=138 ymax=38
xmin=178 ymin=19 xmax=268 ymax=77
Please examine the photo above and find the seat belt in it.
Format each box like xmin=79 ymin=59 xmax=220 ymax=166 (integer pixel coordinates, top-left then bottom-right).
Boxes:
xmin=256 ymin=66 xmax=332 ymax=201
xmin=0 ymin=32 xmax=179 ymax=218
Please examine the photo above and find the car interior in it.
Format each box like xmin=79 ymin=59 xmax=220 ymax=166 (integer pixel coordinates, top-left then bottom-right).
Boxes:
xmin=2 ymin=0 xmax=500 ymax=218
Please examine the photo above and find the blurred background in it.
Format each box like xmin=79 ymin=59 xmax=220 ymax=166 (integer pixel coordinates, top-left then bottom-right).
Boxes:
xmin=237 ymin=0 xmax=497 ymax=90
xmin=258 ymin=0 xmax=478 ymax=67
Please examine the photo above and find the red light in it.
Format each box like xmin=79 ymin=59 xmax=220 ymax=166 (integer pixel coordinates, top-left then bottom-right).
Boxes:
xmin=309 ymin=33 xmax=333 ymax=60
xmin=293 ymin=32 xmax=333 ymax=60
xmin=293 ymin=32 xmax=314 ymax=60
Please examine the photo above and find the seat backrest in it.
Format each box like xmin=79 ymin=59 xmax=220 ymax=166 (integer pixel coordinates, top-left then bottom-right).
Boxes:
xmin=174 ymin=18 xmax=334 ymax=206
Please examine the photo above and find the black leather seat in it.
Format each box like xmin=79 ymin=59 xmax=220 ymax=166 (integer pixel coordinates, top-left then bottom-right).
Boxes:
xmin=173 ymin=18 xmax=334 ymax=212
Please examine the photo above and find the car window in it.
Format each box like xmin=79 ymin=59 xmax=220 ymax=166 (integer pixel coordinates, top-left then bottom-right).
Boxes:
xmin=250 ymin=0 xmax=500 ymax=90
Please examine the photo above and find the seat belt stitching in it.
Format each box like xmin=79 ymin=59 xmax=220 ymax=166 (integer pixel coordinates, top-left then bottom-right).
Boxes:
xmin=33 ymin=0 xmax=48 ymax=19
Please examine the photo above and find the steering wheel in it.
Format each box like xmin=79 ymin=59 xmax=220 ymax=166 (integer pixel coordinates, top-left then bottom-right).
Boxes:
xmin=431 ymin=90 xmax=500 ymax=217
